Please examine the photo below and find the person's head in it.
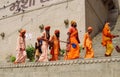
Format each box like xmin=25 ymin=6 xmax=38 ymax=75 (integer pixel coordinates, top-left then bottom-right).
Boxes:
xmin=37 ymin=36 xmax=41 ymax=42
xmin=54 ymin=30 xmax=60 ymax=38
xmin=20 ymin=29 xmax=26 ymax=37
xmin=105 ymin=22 xmax=110 ymax=27
xmin=87 ymin=26 xmax=93 ymax=34
xmin=71 ymin=20 xmax=77 ymax=28
xmin=45 ymin=26 xmax=50 ymax=33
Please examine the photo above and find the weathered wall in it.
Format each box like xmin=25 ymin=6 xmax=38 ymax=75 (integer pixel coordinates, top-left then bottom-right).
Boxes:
xmin=0 ymin=57 xmax=120 ymax=77
xmin=85 ymin=0 xmax=108 ymax=37
xmin=0 ymin=0 xmax=85 ymax=61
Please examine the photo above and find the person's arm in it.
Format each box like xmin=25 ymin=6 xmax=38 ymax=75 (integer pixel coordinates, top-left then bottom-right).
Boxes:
xmin=82 ymin=33 xmax=87 ymax=49
xmin=76 ymin=32 xmax=80 ymax=43
xmin=49 ymin=36 xmax=54 ymax=49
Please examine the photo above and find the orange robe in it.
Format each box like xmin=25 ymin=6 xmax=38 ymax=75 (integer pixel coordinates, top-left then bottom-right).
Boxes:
xmin=50 ymin=35 xmax=60 ymax=61
xmin=101 ymin=23 xmax=114 ymax=56
xmin=83 ymin=32 xmax=94 ymax=58
xmin=65 ymin=27 xmax=80 ymax=60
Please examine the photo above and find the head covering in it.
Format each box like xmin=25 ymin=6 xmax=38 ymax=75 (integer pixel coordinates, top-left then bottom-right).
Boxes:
xmin=71 ymin=20 xmax=76 ymax=26
xmin=54 ymin=30 xmax=60 ymax=34
xmin=104 ymin=22 xmax=110 ymax=28
xmin=45 ymin=26 xmax=50 ymax=30
xmin=105 ymin=22 xmax=110 ymax=25
xmin=37 ymin=36 xmax=41 ymax=41
xmin=88 ymin=26 xmax=93 ymax=31
xmin=20 ymin=29 xmax=26 ymax=34
xmin=19 ymin=29 xmax=26 ymax=37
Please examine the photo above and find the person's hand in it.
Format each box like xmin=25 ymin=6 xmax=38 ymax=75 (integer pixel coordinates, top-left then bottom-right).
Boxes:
xmin=116 ymin=35 xmax=119 ymax=37
xmin=113 ymin=35 xmax=119 ymax=38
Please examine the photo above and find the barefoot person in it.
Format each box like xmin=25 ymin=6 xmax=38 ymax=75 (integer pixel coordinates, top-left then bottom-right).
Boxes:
xmin=102 ymin=22 xmax=119 ymax=57
xmin=38 ymin=26 xmax=51 ymax=62
xmin=14 ymin=29 xmax=27 ymax=64
xmin=83 ymin=26 xmax=94 ymax=58
xmin=49 ymin=30 xmax=60 ymax=61
xmin=64 ymin=20 xmax=80 ymax=60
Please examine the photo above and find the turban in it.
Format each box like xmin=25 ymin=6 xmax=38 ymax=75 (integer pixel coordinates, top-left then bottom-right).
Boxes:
xmin=45 ymin=26 xmax=50 ymax=30
xmin=104 ymin=22 xmax=110 ymax=29
xmin=71 ymin=20 xmax=76 ymax=26
xmin=20 ymin=29 xmax=26 ymax=34
xmin=88 ymin=26 xmax=93 ymax=31
xmin=54 ymin=30 xmax=60 ymax=34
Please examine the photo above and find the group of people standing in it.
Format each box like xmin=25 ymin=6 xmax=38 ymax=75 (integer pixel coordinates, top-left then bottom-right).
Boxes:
xmin=14 ymin=20 xmax=119 ymax=64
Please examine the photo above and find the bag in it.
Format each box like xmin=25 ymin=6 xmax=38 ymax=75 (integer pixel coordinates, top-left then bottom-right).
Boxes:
xmin=71 ymin=43 xmax=77 ymax=48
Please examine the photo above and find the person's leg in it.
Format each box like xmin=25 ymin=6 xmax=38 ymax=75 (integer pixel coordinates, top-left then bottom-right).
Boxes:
xmin=105 ymin=44 xmax=114 ymax=56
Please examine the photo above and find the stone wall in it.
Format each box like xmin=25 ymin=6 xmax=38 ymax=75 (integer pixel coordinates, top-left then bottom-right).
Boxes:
xmin=0 ymin=0 xmax=85 ymax=61
xmin=118 ymin=0 xmax=120 ymax=13
xmin=85 ymin=0 xmax=108 ymax=37
xmin=0 ymin=56 xmax=120 ymax=77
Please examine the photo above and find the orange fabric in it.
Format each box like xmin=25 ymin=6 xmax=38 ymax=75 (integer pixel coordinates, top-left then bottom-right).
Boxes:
xmin=101 ymin=22 xmax=115 ymax=56
xmin=102 ymin=23 xmax=114 ymax=46
xmin=50 ymin=35 xmax=60 ymax=61
xmin=83 ymin=32 xmax=94 ymax=58
xmin=64 ymin=27 xmax=80 ymax=60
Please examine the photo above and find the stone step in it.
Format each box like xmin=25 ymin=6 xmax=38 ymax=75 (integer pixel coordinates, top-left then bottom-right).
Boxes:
xmin=0 ymin=56 xmax=120 ymax=69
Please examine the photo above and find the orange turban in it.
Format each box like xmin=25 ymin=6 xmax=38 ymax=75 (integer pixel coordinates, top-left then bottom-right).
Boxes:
xmin=54 ymin=30 xmax=60 ymax=34
xmin=88 ymin=26 xmax=93 ymax=31
xmin=71 ymin=20 xmax=76 ymax=26
xmin=45 ymin=26 xmax=50 ymax=30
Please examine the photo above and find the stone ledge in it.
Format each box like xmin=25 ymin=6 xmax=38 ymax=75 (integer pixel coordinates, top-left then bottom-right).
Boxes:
xmin=0 ymin=56 xmax=120 ymax=69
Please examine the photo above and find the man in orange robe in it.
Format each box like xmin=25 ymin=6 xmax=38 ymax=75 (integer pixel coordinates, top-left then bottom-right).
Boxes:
xmin=49 ymin=30 xmax=60 ymax=61
xmin=64 ymin=20 xmax=80 ymax=60
xmin=101 ymin=22 xmax=119 ymax=57
xmin=83 ymin=26 xmax=94 ymax=58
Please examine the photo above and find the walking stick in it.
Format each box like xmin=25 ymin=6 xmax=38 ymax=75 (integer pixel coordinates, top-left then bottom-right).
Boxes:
xmin=59 ymin=40 xmax=68 ymax=43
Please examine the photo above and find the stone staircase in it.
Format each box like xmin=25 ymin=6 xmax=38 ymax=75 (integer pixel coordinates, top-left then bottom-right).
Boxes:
xmin=0 ymin=56 xmax=120 ymax=77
